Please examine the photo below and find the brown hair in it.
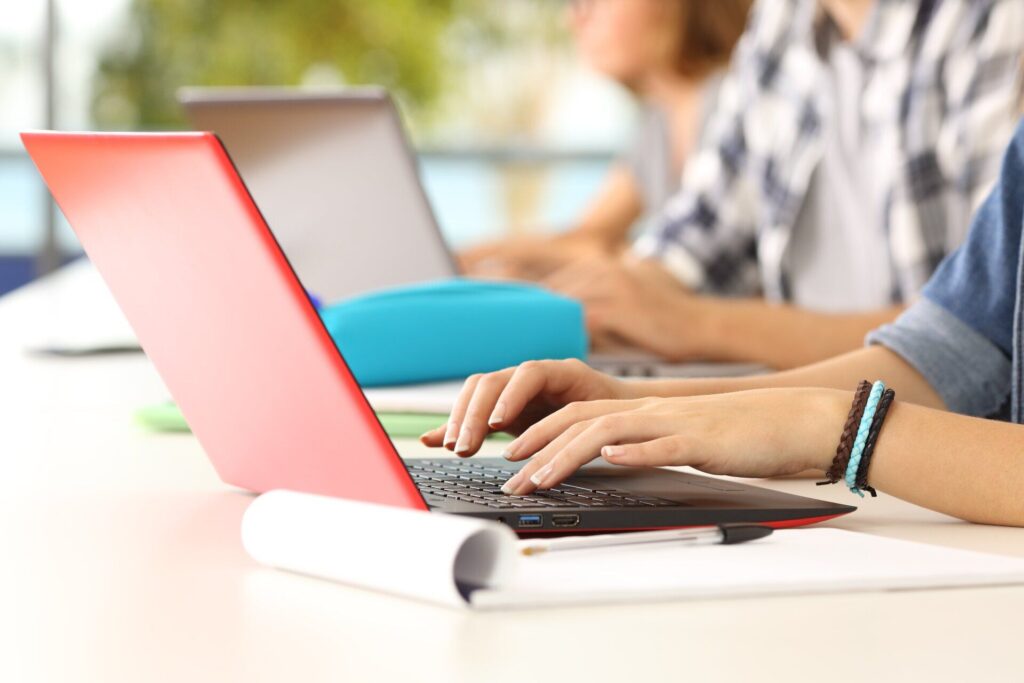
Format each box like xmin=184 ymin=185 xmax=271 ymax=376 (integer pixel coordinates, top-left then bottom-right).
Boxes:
xmin=675 ymin=1 xmax=754 ymax=78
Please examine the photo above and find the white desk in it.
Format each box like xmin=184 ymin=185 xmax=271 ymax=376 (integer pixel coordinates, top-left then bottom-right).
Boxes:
xmin=3 ymin=263 xmax=1024 ymax=683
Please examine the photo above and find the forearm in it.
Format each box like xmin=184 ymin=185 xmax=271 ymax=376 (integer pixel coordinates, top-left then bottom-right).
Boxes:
xmin=865 ymin=401 xmax=1024 ymax=526
xmin=621 ymin=345 xmax=946 ymax=410
xmin=691 ymin=296 xmax=905 ymax=369
xmin=571 ymin=166 xmax=643 ymax=249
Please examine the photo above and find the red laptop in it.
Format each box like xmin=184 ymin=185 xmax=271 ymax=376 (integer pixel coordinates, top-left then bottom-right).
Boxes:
xmin=22 ymin=131 xmax=854 ymax=533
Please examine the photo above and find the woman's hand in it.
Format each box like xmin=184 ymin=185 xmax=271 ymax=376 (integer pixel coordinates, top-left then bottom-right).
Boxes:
xmin=419 ymin=359 xmax=634 ymax=456
xmin=495 ymin=388 xmax=850 ymax=495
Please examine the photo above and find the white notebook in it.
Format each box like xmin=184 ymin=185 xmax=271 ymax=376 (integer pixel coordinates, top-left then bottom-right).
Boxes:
xmin=242 ymin=491 xmax=1024 ymax=610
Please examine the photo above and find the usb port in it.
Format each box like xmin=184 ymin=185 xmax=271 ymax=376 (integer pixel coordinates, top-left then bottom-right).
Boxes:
xmin=551 ymin=513 xmax=580 ymax=528
xmin=517 ymin=514 xmax=543 ymax=528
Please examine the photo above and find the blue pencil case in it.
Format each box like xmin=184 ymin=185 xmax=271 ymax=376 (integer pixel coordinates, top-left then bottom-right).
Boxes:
xmin=319 ymin=279 xmax=588 ymax=387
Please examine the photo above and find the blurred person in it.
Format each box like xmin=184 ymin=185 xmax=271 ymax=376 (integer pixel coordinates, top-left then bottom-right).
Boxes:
xmin=542 ymin=0 xmax=1024 ymax=369
xmin=459 ymin=0 xmax=753 ymax=280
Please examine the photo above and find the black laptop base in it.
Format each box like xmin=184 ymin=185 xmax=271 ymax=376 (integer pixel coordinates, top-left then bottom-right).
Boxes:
xmin=408 ymin=458 xmax=855 ymax=534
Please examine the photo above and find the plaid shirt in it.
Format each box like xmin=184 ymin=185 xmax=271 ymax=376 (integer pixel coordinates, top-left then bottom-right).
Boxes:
xmin=633 ymin=0 xmax=1024 ymax=303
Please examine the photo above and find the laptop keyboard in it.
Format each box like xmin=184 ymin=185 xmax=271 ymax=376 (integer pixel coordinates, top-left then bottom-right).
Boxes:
xmin=408 ymin=459 xmax=678 ymax=509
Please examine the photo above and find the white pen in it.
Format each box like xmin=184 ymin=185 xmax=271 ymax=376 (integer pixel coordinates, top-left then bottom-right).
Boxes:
xmin=520 ymin=524 xmax=773 ymax=556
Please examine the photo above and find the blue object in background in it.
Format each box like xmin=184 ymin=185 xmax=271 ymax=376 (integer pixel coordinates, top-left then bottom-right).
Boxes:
xmin=0 ymin=256 xmax=36 ymax=295
xmin=319 ymin=279 xmax=588 ymax=387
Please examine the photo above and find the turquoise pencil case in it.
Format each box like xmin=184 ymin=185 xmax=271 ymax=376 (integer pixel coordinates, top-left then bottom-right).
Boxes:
xmin=319 ymin=279 xmax=588 ymax=387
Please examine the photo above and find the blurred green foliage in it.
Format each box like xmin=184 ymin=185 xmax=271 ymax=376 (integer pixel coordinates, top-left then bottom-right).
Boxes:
xmin=91 ymin=0 xmax=460 ymax=129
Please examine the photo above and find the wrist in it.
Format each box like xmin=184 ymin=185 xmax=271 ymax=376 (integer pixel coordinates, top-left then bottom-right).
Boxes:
xmin=681 ymin=296 xmax=771 ymax=365
xmin=613 ymin=377 xmax=646 ymax=401
xmin=797 ymin=388 xmax=856 ymax=473
xmin=669 ymin=293 xmax=719 ymax=360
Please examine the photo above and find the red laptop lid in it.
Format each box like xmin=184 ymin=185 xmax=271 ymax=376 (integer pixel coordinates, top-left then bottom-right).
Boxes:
xmin=22 ymin=131 xmax=426 ymax=510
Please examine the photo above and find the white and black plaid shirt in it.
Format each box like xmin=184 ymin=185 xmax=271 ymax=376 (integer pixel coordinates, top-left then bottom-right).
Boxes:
xmin=634 ymin=0 xmax=1024 ymax=303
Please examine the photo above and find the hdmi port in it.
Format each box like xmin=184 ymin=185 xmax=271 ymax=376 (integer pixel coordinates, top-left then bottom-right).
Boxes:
xmin=552 ymin=513 xmax=580 ymax=528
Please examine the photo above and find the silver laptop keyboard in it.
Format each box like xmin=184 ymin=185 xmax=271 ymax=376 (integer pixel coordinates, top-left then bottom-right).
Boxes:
xmin=408 ymin=459 xmax=677 ymax=509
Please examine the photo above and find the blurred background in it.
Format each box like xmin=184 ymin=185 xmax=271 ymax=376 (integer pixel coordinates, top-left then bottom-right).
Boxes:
xmin=0 ymin=0 xmax=638 ymax=295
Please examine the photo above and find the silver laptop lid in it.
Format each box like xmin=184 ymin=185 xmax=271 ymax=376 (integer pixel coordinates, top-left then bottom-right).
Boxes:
xmin=179 ymin=87 xmax=457 ymax=303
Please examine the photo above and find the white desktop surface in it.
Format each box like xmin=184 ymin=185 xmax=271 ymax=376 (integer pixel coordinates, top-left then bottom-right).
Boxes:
xmin=3 ymin=263 xmax=1024 ymax=682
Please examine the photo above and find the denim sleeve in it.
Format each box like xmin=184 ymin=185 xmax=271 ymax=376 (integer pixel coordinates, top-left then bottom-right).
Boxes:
xmin=867 ymin=118 xmax=1024 ymax=417
xmin=867 ymin=299 xmax=1011 ymax=417
xmin=918 ymin=120 xmax=1024 ymax=359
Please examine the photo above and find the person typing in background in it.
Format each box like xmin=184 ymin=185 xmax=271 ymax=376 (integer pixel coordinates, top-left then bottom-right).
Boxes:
xmin=540 ymin=0 xmax=1024 ymax=369
xmin=459 ymin=0 xmax=753 ymax=281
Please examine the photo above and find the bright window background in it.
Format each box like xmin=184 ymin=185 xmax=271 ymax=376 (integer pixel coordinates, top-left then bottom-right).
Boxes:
xmin=0 ymin=0 xmax=638 ymax=294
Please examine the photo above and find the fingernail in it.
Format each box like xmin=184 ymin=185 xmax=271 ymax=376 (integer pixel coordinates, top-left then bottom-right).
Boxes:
xmin=499 ymin=442 xmax=518 ymax=460
xmin=530 ymin=462 xmax=554 ymax=487
xmin=501 ymin=473 xmax=522 ymax=495
xmin=488 ymin=401 xmax=506 ymax=427
xmin=602 ymin=445 xmax=625 ymax=459
xmin=443 ymin=422 xmax=458 ymax=448
xmin=454 ymin=427 xmax=473 ymax=454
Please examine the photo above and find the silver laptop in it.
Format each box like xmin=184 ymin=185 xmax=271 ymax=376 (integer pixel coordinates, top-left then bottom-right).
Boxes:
xmin=179 ymin=87 xmax=456 ymax=303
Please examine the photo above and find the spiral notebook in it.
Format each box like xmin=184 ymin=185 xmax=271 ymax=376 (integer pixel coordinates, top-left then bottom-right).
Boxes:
xmin=242 ymin=491 xmax=1024 ymax=610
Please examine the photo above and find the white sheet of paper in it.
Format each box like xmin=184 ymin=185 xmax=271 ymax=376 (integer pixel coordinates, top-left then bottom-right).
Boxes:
xmin=473 ymin=528 xmax=1024 ymax=609
xmin=242 ymin=491 xmax=1024 ymax=610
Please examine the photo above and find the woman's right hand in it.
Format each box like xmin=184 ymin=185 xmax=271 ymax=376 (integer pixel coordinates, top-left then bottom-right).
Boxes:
xmin=420 ymin=359 xmax=632 ymax=456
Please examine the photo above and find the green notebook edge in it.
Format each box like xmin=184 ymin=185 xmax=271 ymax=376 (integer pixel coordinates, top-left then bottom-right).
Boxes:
xmin=134 ymin=401 xmax=512 ymax=441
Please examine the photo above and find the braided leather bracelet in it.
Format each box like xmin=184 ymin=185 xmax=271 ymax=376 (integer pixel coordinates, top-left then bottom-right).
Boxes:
xmin=817 ymin=380 xmax=871 ymax=486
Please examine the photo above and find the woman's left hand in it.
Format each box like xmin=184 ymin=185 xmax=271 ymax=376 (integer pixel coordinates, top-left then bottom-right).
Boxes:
xmin=500 ymin=388 xmax=850 ymax=495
